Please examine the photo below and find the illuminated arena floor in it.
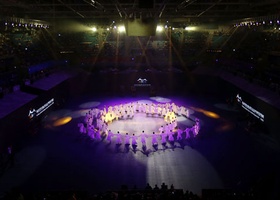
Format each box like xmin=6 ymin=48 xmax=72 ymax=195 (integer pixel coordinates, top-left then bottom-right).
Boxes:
xmin=1 ymin=91 xmax=280 ymax=198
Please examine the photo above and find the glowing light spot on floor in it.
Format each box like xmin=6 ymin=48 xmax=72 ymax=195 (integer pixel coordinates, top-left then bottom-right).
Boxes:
xmin=215 ymin=121 xmax=234 ymax=132
xmin=79 ymin=101 xmax=100 ymax=109
xmin=71 ymin=109 xmax=90 ymax=118
xmin=150 ymin=96 xmax=171 ymax=103
xmin=203 ymin=111 xmax=220 ymax=119
xmin=53 ymin=116 xmax=72 ymax=127
xmin=190 ymin=107 xmax=220 ymax=119
xmin=45 ymin=109 xmax=72 ymax=121
xmin=49 ymin=116 xmax=59 ymax=121
xmin=190 ymin=106 xmax=204 ymax=112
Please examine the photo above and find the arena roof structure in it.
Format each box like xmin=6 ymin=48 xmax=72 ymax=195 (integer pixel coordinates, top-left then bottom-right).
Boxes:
xmin=1 ymin=0 xmax=279 ymax=26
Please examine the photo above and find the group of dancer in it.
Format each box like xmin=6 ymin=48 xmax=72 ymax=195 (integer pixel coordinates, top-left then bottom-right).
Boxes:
xmin=105 ymin=119 xmax=200 ymax=147
xmin=99 ymin=101 xmax=190 ymax=123
xmin=77 ymin=101 xmax=199 ymax=146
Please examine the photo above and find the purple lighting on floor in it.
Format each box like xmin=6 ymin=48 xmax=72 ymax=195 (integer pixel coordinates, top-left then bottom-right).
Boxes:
xmin=150 ymin=96 xmax=171 ymax=103
xmin=79 ymin=101 xmax=101 ymax=109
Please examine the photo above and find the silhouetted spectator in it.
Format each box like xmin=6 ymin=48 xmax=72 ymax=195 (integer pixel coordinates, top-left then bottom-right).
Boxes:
xmin=161 ymin=182 xmax=168 ymax=190
xmin=145 ymin=183 xmax=152 ymax=190
xmin=154 ymin=184 xmax=159 ymax=190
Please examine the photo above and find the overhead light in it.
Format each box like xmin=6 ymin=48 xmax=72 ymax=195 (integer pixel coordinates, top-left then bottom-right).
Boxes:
xmin=184 ymin=26 xmax=196 ymax=31
xmin=118 ymin=25 xmax=125 ymax=33
xmin=156 ymin=25 xmax=163 ymax=32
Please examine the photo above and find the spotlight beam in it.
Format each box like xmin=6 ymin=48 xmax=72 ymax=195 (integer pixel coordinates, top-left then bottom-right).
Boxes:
xmin=176 ymin=0 xmax=197 ymax=11
xmin=136 ymin=36 xmax=153 ymax=69
xmin=111 ymin=0 xmax=128 ymax=18
xmin=83 ymin=0 xmax=105 ymax=11
xmin=157 ymin=0 xmax=169 ymax=18
xmin=57 ymin=0 xmax=85 ymax=18
xmin=197 ymin=0 xmax=222 ymax=17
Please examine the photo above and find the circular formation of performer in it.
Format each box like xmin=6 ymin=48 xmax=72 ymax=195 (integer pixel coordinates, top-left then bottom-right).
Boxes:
xmin=77 ymin=101 xmax=200 ymax=146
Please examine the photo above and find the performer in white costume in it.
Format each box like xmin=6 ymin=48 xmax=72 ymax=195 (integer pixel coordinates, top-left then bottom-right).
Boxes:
xmin=88 ymin=125 xmax=95 ymax=139
xmin=185 ymin=127 xmax=190 ymax=139
xmin=95 ymin=128 xmax=101 ymax=140
xmin=161 ymin=131 xmax=167 ymax=144
xmin=125 ymin=133 xmax=130 ymax=145
xmin=131 ymin=134 xmax=137 ymax=146
xmin=176 ymin=127 xmax=183 ymax=140
xmin=116 ymin=131 xmax=122 ymax=145
xmin=162 ymin=107 xmax=167 ymax=117
xmin=159 ymin=126 xmax=164 ymax=134
xmin=101 ymin=122 xmax=108 ymax=134
xmin=107 ymin=130 xmax=114 ymax=143
xmin=168 ymin=130 xmax=174 ymax=142
xmin=151 ymin=132 xmax=158 ymax=145
xmin=140 ymin=131 xmax=147 ymax=146
xmin=164 ymin=124 xmax=170 ymax=136
xmin=78 ymin=123 xmax=86 ymax=135
xmin=194 ymin=118 xmax=200 ymax=136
